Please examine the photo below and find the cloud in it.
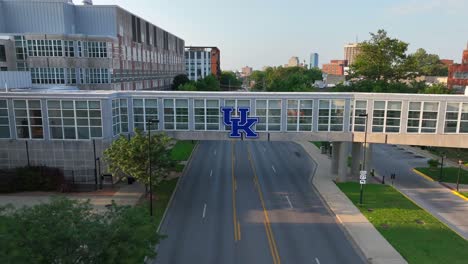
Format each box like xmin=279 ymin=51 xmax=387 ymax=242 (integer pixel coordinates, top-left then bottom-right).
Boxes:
xmin=388 ymin=0 xmax=467 ymax=15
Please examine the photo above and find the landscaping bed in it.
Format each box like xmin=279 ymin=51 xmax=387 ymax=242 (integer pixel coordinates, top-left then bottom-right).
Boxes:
xmin=336 ymin=182 xmax=468 ymax=264
xmin=415 ymin=167 xmax=468 ymax=184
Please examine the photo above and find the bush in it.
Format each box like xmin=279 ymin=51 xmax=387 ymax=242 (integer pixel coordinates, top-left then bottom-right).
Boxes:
xmin=0 ymin=166 xmax=64 ymax=193
xmin=427 ymin=159 xmax=440 ymax=168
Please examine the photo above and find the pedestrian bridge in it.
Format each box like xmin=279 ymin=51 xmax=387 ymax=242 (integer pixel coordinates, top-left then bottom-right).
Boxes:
xmin=0 ymin=90 xmax=467 ymax=148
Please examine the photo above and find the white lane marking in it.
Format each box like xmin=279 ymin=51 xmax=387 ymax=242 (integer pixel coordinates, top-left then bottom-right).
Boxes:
xmin=315 ymin=257 xmax=321 ymax=264
xmin=210 ymin=169 xmax=213 ymax=177
xmin=272 ymin=165 xmax=276 ymax=173
xmin=285 ymin=195 xmax=293 ymax=209
xmin=214 ymin=150 xmax=217 ymax=156
xmin=202 ymin=203 xmax=207 ymax=218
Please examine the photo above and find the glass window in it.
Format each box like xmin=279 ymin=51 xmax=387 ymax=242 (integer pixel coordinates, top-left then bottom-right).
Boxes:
xmin=133 ymin=99 xmax=158 ymax=132
xmin=372 ymin=101 xmax=401 ymax=133
xmin=318 ymin=99 xmax=344 ymax=132
xmin=223 ymin=99 xmax=251 ymax=131
xmin=287 ymin=99 xmax=313 ymax=132
xmin=0 ymin=100 xmax=10 ymax=138
xmin=195 ymin=99 xmax=220 ymax=131
xmin=351 ymin=100 xmax=367 ymax=132
xmin=14 ymin=100 xmax=43 ymax=139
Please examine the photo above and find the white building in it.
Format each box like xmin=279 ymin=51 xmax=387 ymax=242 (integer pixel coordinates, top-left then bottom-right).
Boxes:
xmin=185 ymin=47 xmax=212 ymax=81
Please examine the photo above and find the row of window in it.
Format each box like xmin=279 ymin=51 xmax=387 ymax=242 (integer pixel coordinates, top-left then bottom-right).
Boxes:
xmin=31 ymin=68 xmax=109 ymax=85
xmin=1 ymin=99 xmax=467 ymax=140
xmin=26 ymin=39 xmax=108 ymax=58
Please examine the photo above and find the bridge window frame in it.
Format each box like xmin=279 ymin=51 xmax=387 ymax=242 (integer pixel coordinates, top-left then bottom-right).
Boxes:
xmin=350 ymin=100 xmax=367 ymax=132
xmin=163 ymin=99 xmax=189 ymax=131
xmin=287 ymin=99 xmax=313 ymax=132
xmin=318 ymin=99 xmax=345 ymax=132
xmin=372 ymin=100 xmax=402 ymax=133
xmin=407 ymin=101 xmax=439 ymax=134
xmin=13 ymin=99 xmax=44 ymax=139
xmin=133 ymin=98 xmax=159 ymax=132
xmin=446 ymin=102 xmax=468 ymax=134
xmin=224 ymin=99 xmax=251 ymax=131
xmin=0 ymin=100 xmax=10 ymax=139
xmin=194 ymin=99 xmax=220 ymax=131
xmin=255 ymin=99 xmax=282 ymax=132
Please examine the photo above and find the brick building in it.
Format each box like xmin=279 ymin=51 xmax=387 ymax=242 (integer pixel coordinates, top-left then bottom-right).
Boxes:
xmin=322 ymin=60 xmax=348 ymax=76
xmin=448 ymin=45 xmax=468 ymax=92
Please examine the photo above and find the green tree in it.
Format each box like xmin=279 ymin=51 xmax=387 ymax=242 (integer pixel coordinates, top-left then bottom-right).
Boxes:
xmin=419 ymin=83 xmax=451 ymax=94
xmin=351 ymin=29 xmax=417 ymax=82
xmin=104 ymin=130 xmax=174 ymax=188
xmin=248 ymin=66 xmax=322 ymax=92
xmin=0 ymin=198 xmax=161 ymax=264
xmin=172 ymin=74 xmax=190 ymax=90
xmin=410 ymin=48 xmax=449 ymax=76
xmin=195 ymin=75 xmax=220 ymax=91
xmin=178 ymin=82 xmax=197 ymax=91
xmin=220 ymin=71 xmax=242 ymax=89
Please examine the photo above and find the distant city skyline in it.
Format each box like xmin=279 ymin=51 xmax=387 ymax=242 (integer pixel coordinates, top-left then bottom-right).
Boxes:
xmin=94 ymin=0 xmax=468 ymax=71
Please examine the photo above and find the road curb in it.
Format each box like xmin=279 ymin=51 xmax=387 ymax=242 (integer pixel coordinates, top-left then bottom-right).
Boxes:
xmin=412 ymin=168 xmax=435 ymax=182
xmin=157 ymin=141 xmax=199 ymax=233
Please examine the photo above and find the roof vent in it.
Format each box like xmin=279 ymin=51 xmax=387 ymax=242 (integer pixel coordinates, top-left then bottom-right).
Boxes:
xmin=82 ymin=0 xmax=93 ymax=5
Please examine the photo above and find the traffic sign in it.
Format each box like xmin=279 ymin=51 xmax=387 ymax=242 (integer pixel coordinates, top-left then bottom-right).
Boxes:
xmin=360 ymin=170 xmax=367 ymax=180
xmin=360 ymin=179 xmax=366 ymax=185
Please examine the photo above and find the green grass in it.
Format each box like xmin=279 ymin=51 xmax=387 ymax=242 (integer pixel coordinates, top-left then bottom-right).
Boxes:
xmin=311 ymin=141 xmax=322 ymax=148
xmin=170 ymin=140 xmax=197 ymax=161
xmin=337 ymin=182 xmax=468 ymax=264
xmin=173 ymin=163 xmax=185 ymax=173
xmin=141 ymin=178 xmax=179 ymax=227
xmin=460 ymin=192 xmax=468 ymax=198
xmin=415 ymin=167 xmax=468 ymax=184
xmin=426 ymin=147 xmax=468 ymax=164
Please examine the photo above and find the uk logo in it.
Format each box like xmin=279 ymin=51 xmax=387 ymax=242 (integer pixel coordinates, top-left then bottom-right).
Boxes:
xmin=221 ymin=107 xmax=259 ymax=138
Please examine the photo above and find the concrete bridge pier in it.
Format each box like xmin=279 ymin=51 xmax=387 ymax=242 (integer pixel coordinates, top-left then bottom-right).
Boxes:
xmin=350 ymin=142 xmax=362 ymax=180
xmin=330 ymin=142 xmax=350 ymax=182
xmin=332 ymin=142 xmax=374 ymax=182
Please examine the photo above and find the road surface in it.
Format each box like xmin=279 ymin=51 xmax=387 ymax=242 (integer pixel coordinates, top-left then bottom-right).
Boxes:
xmin=155 ymin=141 xmax=364 ymax=264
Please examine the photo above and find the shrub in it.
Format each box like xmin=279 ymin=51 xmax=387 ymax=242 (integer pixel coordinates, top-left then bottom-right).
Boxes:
xmin=427 ymin=159 xmax=440 ymax=168
xmin=0 ymin=166 xmax=64 ymax=193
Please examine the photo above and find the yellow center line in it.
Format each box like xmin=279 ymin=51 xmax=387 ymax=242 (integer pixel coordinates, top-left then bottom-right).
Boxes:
xmin=247 ymin=145 xmax=281 ymax=264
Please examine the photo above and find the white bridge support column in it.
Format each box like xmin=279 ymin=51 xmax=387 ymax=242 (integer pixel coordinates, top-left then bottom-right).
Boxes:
xmin=331 ymin=142 xmax=350 ymax=182
xmin=350 ymin=143 xmax=362 ymax=180
xmin=364 ymin=143 xmax=374 ymax=175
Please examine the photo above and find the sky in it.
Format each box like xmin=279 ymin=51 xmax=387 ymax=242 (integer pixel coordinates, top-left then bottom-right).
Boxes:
xmin=93 ymin=0 xmax=468 ymax=71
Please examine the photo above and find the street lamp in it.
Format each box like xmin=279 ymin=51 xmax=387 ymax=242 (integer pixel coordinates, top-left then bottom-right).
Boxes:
xmin=358 ymin=113 xmax=369 ymax=205
xmin=439 ymin=152 xmax=446 ymax=182
xmin=147 ymin=118 xmax=159 ymax=217
xmin=457 ymin=159 xmax=463 ymax=192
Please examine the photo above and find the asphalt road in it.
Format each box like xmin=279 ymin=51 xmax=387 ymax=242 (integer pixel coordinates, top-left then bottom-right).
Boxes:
xmin=372 ymin=144 xmax=468 ymax=239
xmin=155 ymin=141 xmax=364 ymax=264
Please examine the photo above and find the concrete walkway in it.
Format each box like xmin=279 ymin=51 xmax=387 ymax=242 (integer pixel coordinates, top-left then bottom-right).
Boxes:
xmin=299 ymin=142 xmax=407 ymax=264
xmin=0 ymin=182 xmax=145 ymax=212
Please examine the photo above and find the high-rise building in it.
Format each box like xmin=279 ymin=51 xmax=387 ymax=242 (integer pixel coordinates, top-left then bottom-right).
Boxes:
xmin=309 ymin=53 xmax=319 ymax=69
xmin=0 ymin=0 xmax=185 ymax=91
xmin=448 ymin=44 xmax=468 ymax=92
xmin=184 ymin=46 xmax=221 ymax=81
xmin=344 ymin=43 xmax=360 ymax=66
xmin=241 ymin=66 xmax=253 ymax=77
xmin=288 ymin=56 xmax=300 ymax=67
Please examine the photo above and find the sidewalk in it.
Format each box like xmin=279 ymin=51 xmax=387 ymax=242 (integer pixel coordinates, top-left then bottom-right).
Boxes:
xmin=0 ymin=182 xmax=145 ymax=213
xmin=299 ymin=142 xmax=407 ymax=264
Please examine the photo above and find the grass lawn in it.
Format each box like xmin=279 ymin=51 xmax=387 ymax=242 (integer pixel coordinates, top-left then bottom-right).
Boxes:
xmin=426 ymin=147 xmax=468 ymax=165
xmin=170 ymin=140 xmax=197 ymax=161
xmin=460 ymin=192 xmax=468 ymax=198
xmin=173 ymin=163 xmax=185 ymax=173
xmin=415 ymin=167 xmax=468 ymax=184
xmin=139 ymin=178 xmax=179 ymax=228
xmin=337 ymin=182 xmax=468 ymax=264
xmin=311 ymin=141 xmax=322 ymax=148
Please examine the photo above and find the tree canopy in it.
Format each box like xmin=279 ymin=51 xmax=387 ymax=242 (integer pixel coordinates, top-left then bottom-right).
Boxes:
xmin=0 ymin=198 xmax=161 ymax=264
xmin=171 ymin=74 xmax=190 ymax=90
xmin=176 ymin=75 xmax=221 ymax=91
xmin=350 ymin=29 xmax=417 ymax=82
xmin=220 ymin=71 xmax=242 ymax=88
xmin=104 ymin=130 xmax=174 ymax=188
xmin=410 ymin=48 xmax=449 ymax=76
xmin=248 ymin=66 xmax=322 ymax=92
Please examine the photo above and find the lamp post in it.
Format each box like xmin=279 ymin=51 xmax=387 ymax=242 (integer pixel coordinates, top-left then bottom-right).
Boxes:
xmin=358 ymin=113 xmax=369 ymax=205
xmin=457 ymin=159 xmax=463 ymax=192
xmin=147 ymin=118 xmax=159 ymax=217
xmin=96 ymin=157 xmax=102 ymax=189
xmin=439 ymin=152 xmax=446 ymax=182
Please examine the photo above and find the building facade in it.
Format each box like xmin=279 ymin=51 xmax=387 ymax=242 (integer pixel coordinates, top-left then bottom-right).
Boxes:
xmin=309 ymin=53 xmax=319 ymax=69
xmin=184 ymin=46 xmax=221 ymax=81
xmin=288 ymin=56 xmax=299 ymax=67
xmin=448 ymin=45 xmax=468 ymax=92
xmin=0 ymin=0 xmax=185 ymax=91
xmin=344 ymin=43 xmax=360 ymax=66
xmin=241 ymin=66 xmax=253 ymax=78
xmin=322 ymin=60 xmax=347 ymax=76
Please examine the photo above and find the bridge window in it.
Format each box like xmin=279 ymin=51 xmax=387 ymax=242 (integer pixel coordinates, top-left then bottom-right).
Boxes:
xmin=462 ymin=103 xmax=468 ymax=133
xmin=445 ymin=103 xmax=460 ymax=133
xmin=0 ymin=100 xmax=10 ymax=138
xmin=255 ymin=100 xmax=281 ymax=131
xmin=14 ymin=100 xmax=43 ymax=139
xmin=112 ymin=99 xmax=129 ymax=136
xmin=47 ymin=100 xmax=102 ymax=140
xmin=133 ymin=99 xmax=158 ymax=132
xmin=164 ymin=99 xmax=188 ymax=130
xmin=318 ymin=100 xmax=345 ymax=132
xmin=194 ymin=99 xmax=220 ymax=131
xmin=407 ymin=102 xmax=439 ymax=133
xmin=350 ymin=100 xmax=367 ymax=132
xmin=287 ymin=100 xmax=313 ymax=132
xmin=372 ymin=101 xmax=401 ymax=133
xmin=224 ymin=99 xmax=251 ymax=131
